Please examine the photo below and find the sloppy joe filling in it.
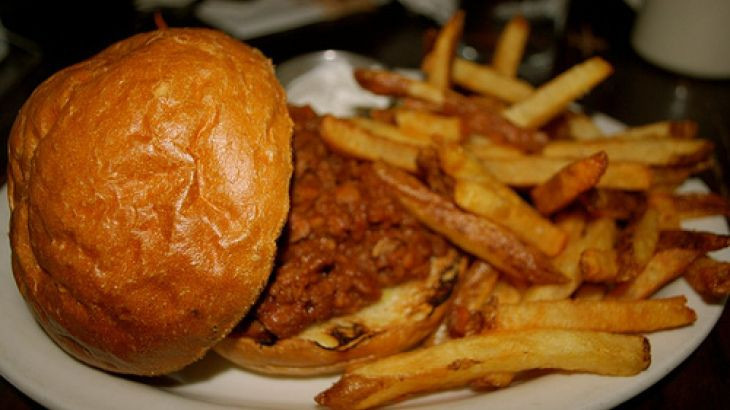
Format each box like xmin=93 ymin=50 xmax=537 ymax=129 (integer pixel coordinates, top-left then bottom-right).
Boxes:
xmin=243 ymin=106 xmax=448 ymax=341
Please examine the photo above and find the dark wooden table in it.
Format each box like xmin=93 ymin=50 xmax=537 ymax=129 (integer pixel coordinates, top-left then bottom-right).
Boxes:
xmin=0 ymin=1 xmax=728 ymax=409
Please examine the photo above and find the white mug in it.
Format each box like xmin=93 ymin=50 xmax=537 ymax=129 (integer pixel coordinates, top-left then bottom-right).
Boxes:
xmin=630 ymin=0 xmax=730 ymax=79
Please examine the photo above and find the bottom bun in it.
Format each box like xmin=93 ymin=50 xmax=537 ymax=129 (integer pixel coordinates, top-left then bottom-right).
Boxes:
xmin=214 ymin=250 xmax=465 ymax=376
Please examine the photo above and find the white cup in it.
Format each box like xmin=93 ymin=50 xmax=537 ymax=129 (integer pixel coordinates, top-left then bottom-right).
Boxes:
xmin=631 ymin=0 xmax=730 ymax=79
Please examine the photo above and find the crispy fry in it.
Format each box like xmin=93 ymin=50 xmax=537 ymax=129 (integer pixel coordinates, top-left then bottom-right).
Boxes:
xmin=502 ymin=57 xmax=613 ymax=129
xmin=650 ymin=160 xmax=714 ymax=191
xmin=450 ymin=58 xmax=534 ymax=103
xmin=615 ymin=208 xmax=661 ymax=282
xmin=581 ymin=248 xmax=619 ymax=283
xmin=580 ymin=189 xmax=645 ymax=220
xmin=541 ymin=137 xmax=714 ymax=166
xmin=316 ymin=329 xmax=650 ymax=410
xmin=350 ymin=116 xmax=432 ymax=147
xmin=488 ymin=296 xmax=696 ymax=333
xmin=550 ymin=111 xmax=604 ymax=141
xmin=649 ymin=192 xmax=730 ymax=229
xmin=684 ymin=256 xmax=730 ymax=300
xmin=477 ymin=156 xmax=651 ymax=191
xmin=446 ymin=260 xmax=499 ymax=338
xmin=424 ymin=10 xmax=464 ymax=90
xmin=578 ymin=215 xmax=619 ymax=283
xmin=355 ymin=68 xmax=547 ymax=151
xmin=531 ymin=151 xmax=609 ymax=215
xmin=395 ymin=109 xmax=461 ymax=143
xmin=656 ymin=230 xmax=730 ymax=252
xmin=609 ymin=248 xmax=701 ymax=300
xmin=373 ymin=162 xmax=566 ymax=285
xmin=439 ymin=144 xmax=567 ymax=256
xmin=492 ymin=279 xmax=525 ymax=305
xmin=320 ymin=115 xmax=419 ymax=171
xmin=453 ymin=260 xmax=500 ymax=311
xmin=456 ymin=108 xmax=549 ymax=152
xmin=354 ymin=68 xmax=445 ymax=105
xmin=464 ymin=135 xmax=526 ymax=159
xmin=454 ymin=179 xmax=567 ymax=256
xmin=608 ymin=120 xmax=698 ymax=140
xmin=523 ymin=212 xmax=587 ymax=302
xmin=492 ymin=15 xmax=530 ymax=77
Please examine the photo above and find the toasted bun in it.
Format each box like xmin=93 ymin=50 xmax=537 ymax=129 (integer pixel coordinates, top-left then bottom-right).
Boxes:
xmin=214 ymin=250 xmax=465 ymax=376
xmin=7 ymin=28 xmax=293 ymax=375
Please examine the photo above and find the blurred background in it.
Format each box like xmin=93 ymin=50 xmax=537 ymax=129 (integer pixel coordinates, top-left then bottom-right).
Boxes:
xmin=0 ymin=0 xmax=728 ymax=409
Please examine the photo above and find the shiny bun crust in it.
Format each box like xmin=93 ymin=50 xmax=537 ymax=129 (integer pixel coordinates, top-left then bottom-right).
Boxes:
xmin=7 ymin=28 xmax=293 ymax=375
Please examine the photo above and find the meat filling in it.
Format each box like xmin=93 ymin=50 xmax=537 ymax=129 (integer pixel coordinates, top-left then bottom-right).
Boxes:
xmin=244 ymin=107 xmax=448 ymax=340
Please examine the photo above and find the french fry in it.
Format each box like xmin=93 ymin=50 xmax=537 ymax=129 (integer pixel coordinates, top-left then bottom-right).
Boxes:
xmin=455 ymin=180 xmax=568 ymax=256
xmin=523 ymin=212 xmax=587 ymax=302
xmin=578 ymin=216 xmax=619 ymax=283
xmin=650 ymin=160 xmax=714 ymax=191
xmin=502 ymin=57 xmax=613 ymax=129
xmin=565 ymin=112 xmax=604 ymax=140
xmin=440 ymin=144 xmax=567 ymax=256
xmin=450 ymin=58 xmax=534 ymax=103
xmin=615 ymin=207 xmax=661 ymax=282
xmin=492 ymin=279 xmax=525 ymax=305
xmin=525 ymin=215 xmax=616 ymax=301
xmin=350 ymin=116 xmax=432 ymax=147
xmin=446 ymin=260 xmax=499 ymax=338
xmin=492 ymin=15 xmax=530 ymax=77
xmin=608 ymin=120 xmax=698 ymax=140
xmin=684 ymin=256 xmax=730 ymax=300
xmin=656 ymin=230 xmax=730 ymax=252
xmin=541 ymin=137 xmax=714 ymax=166
xmin=649 ymin=191 xmax=730 ymax=229
xmin=487 ymin=296 xmax=696 ymax=333
xmin=354 ymin=68 xmax=445 ymax=105
xmin=608 ymin=248 xmax=701 ymax=300
xmin=530 ymin=151 xmax=609 ymax=215
xmin=354 ymin=68 xmax=547 ymax=151
xmin=395 ymin=109 xmax=461 ymax=143
xmin=581 ymin=248 xmax=619 ymax=283
xmin=315 ymin=329 xmax=650 ymax=410
xmin=453 ymin=260 xmax=500 ymax=311
xmin=477 ymin=156 xmax=651 ymax=191
xmin=547 ymin=111 xmax=604 ymax=141
xmin=464 ymin=135 xmax=526 ymax=159
xmin=424 ymin=10 xmax=464 ymax=90
xmin=444 ymin=99 xmax=548 ymax=152
xmin=580 ymin=189 xmax=645 ymax=220
xmin=373 ymin=162 xmax=567 ymax=285
xmin=320 ymin=115 xmax=419 ymax=171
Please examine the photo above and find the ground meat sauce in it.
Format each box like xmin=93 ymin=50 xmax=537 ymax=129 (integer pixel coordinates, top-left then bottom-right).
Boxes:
xmin=244 ymin=106 xmax=449 ymax=341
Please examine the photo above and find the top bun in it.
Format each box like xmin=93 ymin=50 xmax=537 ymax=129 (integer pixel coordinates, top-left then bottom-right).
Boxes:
xmin=7 ymin=28 xmax=293 ymax=375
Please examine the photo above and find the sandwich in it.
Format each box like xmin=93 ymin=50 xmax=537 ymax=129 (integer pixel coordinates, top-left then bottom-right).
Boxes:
xmin=7 ymin=28 xmax=463 ymax=376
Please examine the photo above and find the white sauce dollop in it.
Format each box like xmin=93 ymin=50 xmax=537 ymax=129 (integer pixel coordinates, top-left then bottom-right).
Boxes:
xmin=285 ymin=59 xmax=391 ymax=117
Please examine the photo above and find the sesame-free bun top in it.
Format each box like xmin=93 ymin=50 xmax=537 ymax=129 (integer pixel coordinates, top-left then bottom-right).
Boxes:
xmin=6 ymin=28 xmax=293 ymax=375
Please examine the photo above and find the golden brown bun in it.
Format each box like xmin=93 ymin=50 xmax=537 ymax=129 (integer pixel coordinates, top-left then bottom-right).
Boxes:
xmin=214 ymin=250 xmax=465 ymax=376
xmin=7 ymin=28 xmax=293 ymax=375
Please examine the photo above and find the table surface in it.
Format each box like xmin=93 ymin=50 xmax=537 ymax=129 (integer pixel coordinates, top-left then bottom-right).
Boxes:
xmin=0 ymin=1 xmax=728 ymax=409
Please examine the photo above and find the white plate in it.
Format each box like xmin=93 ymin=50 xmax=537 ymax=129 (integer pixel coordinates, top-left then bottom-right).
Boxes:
xmin=1 ymin=183 xmax=726 ymax=410
xmin=1 ymin=93 xmax=728 ymax=409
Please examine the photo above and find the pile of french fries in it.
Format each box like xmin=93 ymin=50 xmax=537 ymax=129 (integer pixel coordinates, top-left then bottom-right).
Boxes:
xmin=313 ymin=11 xmax=730 ymax=409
